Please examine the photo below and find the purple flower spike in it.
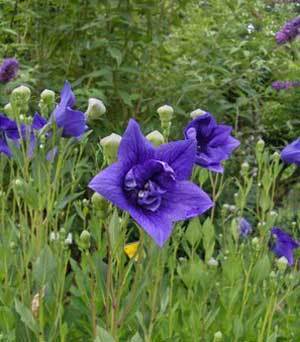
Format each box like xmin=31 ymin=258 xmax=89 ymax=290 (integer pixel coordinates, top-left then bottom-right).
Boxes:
xmin=0 ymin=58 xmax=19 ymax=83
xmin=239 ymin=217 xmax=252 ymax=237
xmin=272 ymin=81 xmax=300 ymax=91
xmin=271 ymin=227 xmax=300 ymax=265
xmin=0 ymin=114 xmax=20 ymax=156
xmin=275 ymin=16 xmax=300 ymax=45
xmin=52 ymin=81 xmax=86 ymax=138
xmin=281 ymin=138 xmax=300 ymax=166
xmin=184 ymin=112 xmax=240 ymax=173
xmin=89 ymin=119 xmax=213 ymax=247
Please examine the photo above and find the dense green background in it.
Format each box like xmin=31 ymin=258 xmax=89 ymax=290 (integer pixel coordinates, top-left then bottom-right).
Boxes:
xmin=0 ymin=0 xmax=299 ymax=142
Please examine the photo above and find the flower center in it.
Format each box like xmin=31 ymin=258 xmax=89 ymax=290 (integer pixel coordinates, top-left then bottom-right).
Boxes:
xmin=123 ymin=159 xmax=175 ymax=212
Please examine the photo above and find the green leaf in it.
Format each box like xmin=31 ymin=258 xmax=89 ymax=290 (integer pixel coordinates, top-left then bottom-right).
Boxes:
xmin=185 ymin=217 xmax=202 ymax=247
xmin=202 ymin=218 xmax=215 ymax=261
xmin=108 ymin=47 xmax=123 ymax=67
xmin=252 ymin=254 xmax=271 ymax=283
xmin=32 ymin=246 xmax=57 ymax=287
xmin=108 ymin=209 xmax=121 ymax=252
xmin=95 ymin=326 xmax=115 ymax=342
xmin=15 ymin=299 xmax=39 ymax=334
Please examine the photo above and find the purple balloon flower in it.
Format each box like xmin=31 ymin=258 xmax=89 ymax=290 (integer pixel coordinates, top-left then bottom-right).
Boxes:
xmin=184 ymin=112 xmax=240 ymax=173
xmin=271 ymin=227 xmax=300 ymax=265
xmin=51 ymin=81 xmax=86 ymax=138
xmin=281 ymin=138 xmax=300 ymax=166
xmin=89 ymin=119 xmax=213 ymax=247
xmin=0 ymin=114 xmax=20 ymax=156
xmin=0 ymin=58 xmax=19 ymax=83
xmin=239 ymin=217 xmax=252 ymax=237
xmin=275 ymin=16 xmax=300 ymax=45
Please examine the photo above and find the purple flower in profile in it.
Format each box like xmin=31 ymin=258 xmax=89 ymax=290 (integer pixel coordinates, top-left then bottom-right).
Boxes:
xmin=272 ymin=81 xmax=300 ymax=91
xmin=89 ymin=119 xmax=213 ymax=247
xmin=281 ymin=138 xmax=300 ymax=166
xmin=184 ymin=112 xmax=240 ymax=173
xmin=238 ymin=217 xmax=252 ymax=237
xmin=0 ymin=58 xmax=19 ymax=83
xmin=271 ymin=227 xmax=300 ymax=265
xmin=275 ymin=16 xmax=300 ymax=45
xmin=0 ymin=114 xmax=20 ymax=156
xmin=51 ymin=81 xmax=86 ymax=138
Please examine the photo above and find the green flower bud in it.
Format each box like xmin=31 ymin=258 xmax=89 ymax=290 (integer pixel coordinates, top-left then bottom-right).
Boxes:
xmin=80 ymin=230 xmax=91 ymax=249
xmin=4 ymin=103 xmax=13 ymax=117
xmin=241 ymin=161 xmax=249 ymax=171
xmin=207 ymin=257 xmax=218 ymax=267
xmin=91 ymin=192 xmax=108 ymax=216
xmin=40 ymin=89 xmax=55 ymax=104
xmin=39 ymin=89 xmax=55 ymax=117
xmin=11 ymin=85 xmax=31 ymax=105
xmin=146 ymin=130 xmax=164 ymax=146
xmin=82 ymin=198 xmax=89 ymax=207
xmin=276 ymin=256 xmax=288 ymax=272
xmin=272 ymin=151 xmax=280 ymax=162
xmin=157 ymin=105 xmax=174 ymax=123
xmin=214 ymin=331 xmax=223 ymax=341
xmin=101 ymin=133 xmax=122 ymax=163
xmin=86 ymin=98 xmax=106 ymax=121
xmin=64 ymin=233 xmax=73 ymax=245
xmin=256 ymin=139 xmax=265 ymax=152
xmin=190 ymin=108 xmax=206 ymax=119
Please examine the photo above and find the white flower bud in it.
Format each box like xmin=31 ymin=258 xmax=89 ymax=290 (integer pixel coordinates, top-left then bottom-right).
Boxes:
xmin=157 ymin=104 xmax=174 ymax=123
xmin=100 ymin=133 xmax=122 ymax=163
xmin=256 ymin=139 xmax=265 ymax=152
xmin=86 ymin=98 xmax=106 ymax=121
xmin=41 ymin=89 xmax=55 ymax=103
xmin=272 ymin=151 xmax=280 ymax=161
xmin=241 ymin=161 xmax=249 ymax=171
xmin=251 ymin=237 xmax=259 ymax=246
xmin=65 ymin=233 xmax=73 ymax=245
xmin=207 ymin=257 xmax=219 ymax=267
xmin=50 ymin=232 xmax=59 ymax=242
xmin=146 ymin=130 xmax=165 ymax=146
xmin=11 ymin=85 xmax=31 ymax=103
xmin=190 ymin=108 xmax=206 ymax=119
xmin=4 ymin=103 xmax=13 ymax=116
xmin=276 ymin=256 xmax=288 ymax=272
xmin=214 ymin=331 xmax=223 ymax=340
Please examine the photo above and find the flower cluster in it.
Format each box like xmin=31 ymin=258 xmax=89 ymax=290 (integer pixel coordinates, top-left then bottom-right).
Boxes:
xmin=0 ymin=81 xmax=87 ymax=158
xmin=89 ymin=119 xmax=213 ymax=246
xmin=272 ymin=81 xmax=300 ymax=91
xmin=275 ymin=16 xmax=300 ymax=45
xmin=0 ymin=58 xmax=19 ymax=83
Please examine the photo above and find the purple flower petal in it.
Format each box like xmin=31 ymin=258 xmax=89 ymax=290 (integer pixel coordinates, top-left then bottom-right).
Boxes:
xmin=155 ymin=139 xmax=196 ymax=180
xmin=281 ymin=138 xmax=300 ymax=166
xmin=0 ymin=138 xmax=12 ymax=157
xmin=271 ymin=227 xmax=300 ymax=266
xmin=118 ymin=119 xmax=155 ymax=168
xmin=0 ymin=58 xmax=19 ymax=83
xmin=32 ymin=113 xmax=47 ymax=130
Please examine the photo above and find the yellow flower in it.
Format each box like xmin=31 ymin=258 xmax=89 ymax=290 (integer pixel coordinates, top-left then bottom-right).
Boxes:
xmin=124 ymin=241 xmax=140 ymax=260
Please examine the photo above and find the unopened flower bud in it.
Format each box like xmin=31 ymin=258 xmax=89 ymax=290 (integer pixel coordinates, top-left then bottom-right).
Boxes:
xmin=157 ymin=105 xmax=174 ymax=123
xmin=80 ymin=230 xmax=91 ymax=249
xmin=252 ymin=237 xmax=259 ymax=247
xmin=276 ymin=256 xmax=288 ymax=272
xmin=86 ymin=98 xmax=106 ymax=121
xmin=4 ymin=103 xmax=13 ymax=116
xmin=256 ymin=139 xmax=265 ymax=152
xmin=91 ymin=192 xmax=108 ymax=218
xmin=65 ymin=233 xmax=73 ymax=245
xmin=146 ymin=130 xmax=164 ymax=146
xmin=82 ymin=198 xmax=89 ymax=207
xmin=41 ymin=89 xmax=55 ymax=104
xmin=272 ymin=151 xmax=280 ymax=162
xmin=207 ymin=257 xmax=219 ymax=267
xmin=190 ymin=108 xmax=206 ymax=119
xmin=270 ymin=271 xmax=276 ymax=278
xmin=11 ymin=85 xmax=31 ymax=105
xmin=101 ymin=133 xmax=122 ymax=163
xmin=241 ymin=161 xmax=249 ymax=171
xmin=229 ymin=205 xmax=236 ymax=212
xmin=214 ymin=331 xmax=223 ymax=341
xmin=39 ymin=89 xmax=55 ymax=117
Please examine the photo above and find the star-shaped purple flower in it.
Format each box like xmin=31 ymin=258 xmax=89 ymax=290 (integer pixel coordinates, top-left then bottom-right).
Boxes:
xmin=271 ymin=227 xmax=300 ymax=266
xmin=0 ymin=58 xmax=19 ymax=83
xmin=0 ymin=114 xmax=20 ymax=157
xmin=51 ymin=81 xmax=86 ymax=138
xmin=281 ymin=138 xmax=300 ymax=166
xmin=89 ymin=119 xmax=213 ymax=247
xmin=184 ymin=112 xmax=240 ymax=173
